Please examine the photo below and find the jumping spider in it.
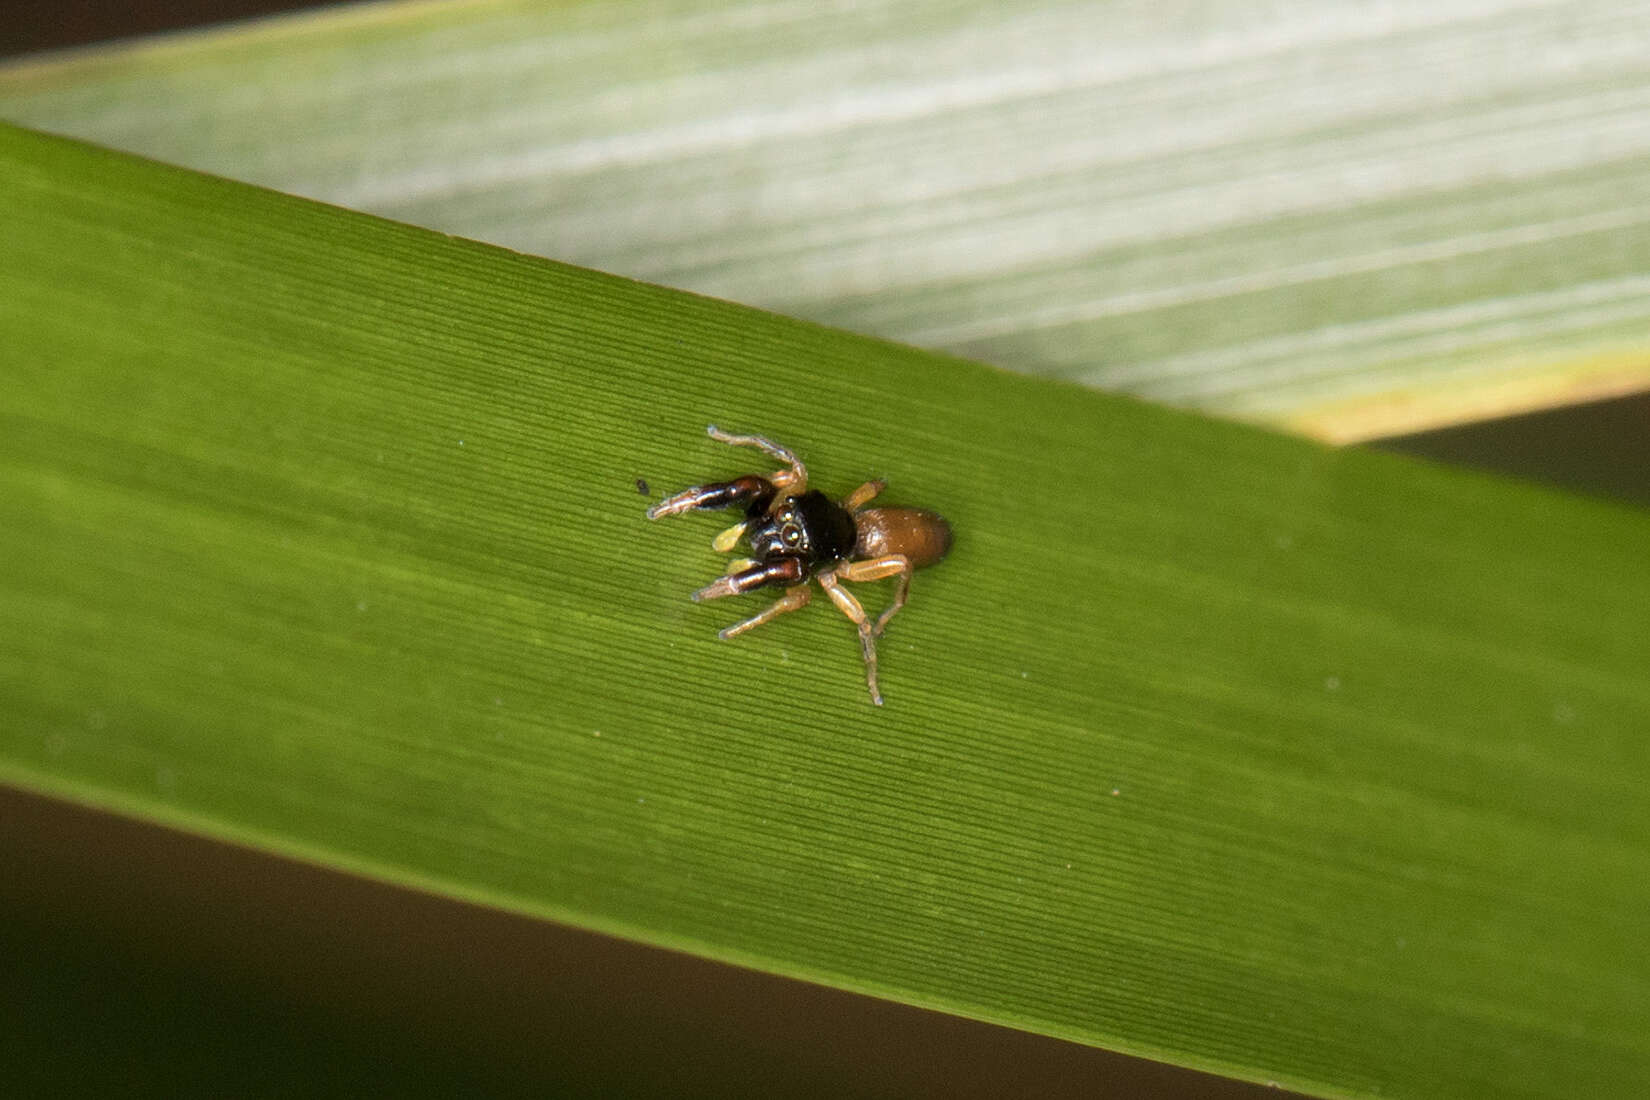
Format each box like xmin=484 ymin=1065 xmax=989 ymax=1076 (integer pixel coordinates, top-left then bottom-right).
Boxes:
xmin=647 ymin=425 xmax=952 ymax=705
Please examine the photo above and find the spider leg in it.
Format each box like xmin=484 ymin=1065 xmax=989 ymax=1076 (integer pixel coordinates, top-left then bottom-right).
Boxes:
xmin=647 ymin=427 xmax=810 ymax=520
xmin=712 ymin=521 xmax=749 ymax=553
xmin=719 ymin=585 xmax=811 ymax=640
xmin=706 ymin=425 xmax=808 ymax=493
xmin=691 ymin=556 xmax=806 ymax=603
xmin=836 ymin=555 xmax=912 ymax=637
xmin=840 ymin=479 xmax=885 ymax=512
xmin=815 ymin=570 xmax=883 ymax=706
xmin=646 ymin=475 xmax=776 ymax=520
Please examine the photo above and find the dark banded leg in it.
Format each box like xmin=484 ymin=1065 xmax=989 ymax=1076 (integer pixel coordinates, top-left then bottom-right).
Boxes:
xmin=646 ymin=474 xmax=777 ymax=520
xmin=647 ymin=427 xmax=808 ymax=521
xmin=691 ymin=556 xmax=806 ymax=603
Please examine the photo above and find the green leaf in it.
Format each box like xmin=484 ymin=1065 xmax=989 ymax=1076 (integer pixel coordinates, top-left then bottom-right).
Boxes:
xmin=5 ymin=121 xmax=1650 ymax=1098
xmin=5 ymin=0 xmax=1650 ymax=440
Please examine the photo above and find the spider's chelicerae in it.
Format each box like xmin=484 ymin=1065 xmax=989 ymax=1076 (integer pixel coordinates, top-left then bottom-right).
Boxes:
xmin=647 ymin=426 xmax=952 ymax=705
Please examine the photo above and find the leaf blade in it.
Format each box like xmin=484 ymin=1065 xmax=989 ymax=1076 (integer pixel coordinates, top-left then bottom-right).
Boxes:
xmin=4 ymin=121 xmax=1650 ymax=1097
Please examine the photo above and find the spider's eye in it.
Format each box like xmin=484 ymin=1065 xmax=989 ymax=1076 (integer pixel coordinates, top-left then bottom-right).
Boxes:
xmin=782 ymin=525 xmax=801 ymax=546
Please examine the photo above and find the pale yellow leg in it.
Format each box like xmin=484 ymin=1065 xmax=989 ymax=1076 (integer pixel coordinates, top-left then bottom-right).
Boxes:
xmin=816 ymin=570 xmax=882 ymax=705
xmin=836 ymin=555 xmax=912 ymax=636
xmin=712 ymin=522 xmax=748 ymax=553
xmin=840 ymin=479 xmax=885 ymax=512
xmin=719 ymin=585 xmax=811 ymax=640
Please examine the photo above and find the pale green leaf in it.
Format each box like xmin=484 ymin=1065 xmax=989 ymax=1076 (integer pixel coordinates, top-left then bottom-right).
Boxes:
xmin=5 ymin=0 xmax=1650 ymax=440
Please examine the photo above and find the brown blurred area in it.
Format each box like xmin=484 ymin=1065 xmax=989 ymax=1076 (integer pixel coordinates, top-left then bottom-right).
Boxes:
xmin=1 ymin=0 xmax=322 ymax=56
xmin=1378 ymin=392 xmax=1650 ymax=510
xmin=0 ymin=786 xmax=1294 ymax=1098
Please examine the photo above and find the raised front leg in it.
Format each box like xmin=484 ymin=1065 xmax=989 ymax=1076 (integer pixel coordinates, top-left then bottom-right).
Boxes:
xmin=645 ymin=425 xmax=810 ymax=521
xmin=706 ymin=425 xmax=807 ymax=494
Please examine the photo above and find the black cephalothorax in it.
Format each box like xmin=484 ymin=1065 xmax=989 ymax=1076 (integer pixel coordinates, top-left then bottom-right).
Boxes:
xmin=745 ymin=490 xmax=858 ymax=573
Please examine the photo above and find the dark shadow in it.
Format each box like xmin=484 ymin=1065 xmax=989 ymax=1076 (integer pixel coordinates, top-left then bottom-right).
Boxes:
xmin=2 ymin=0 xmax=325 ymax=56
xmin=1377 ymin=392 xmax=1650 ymax=509
xmin=1 ymin=784 xmax=1294 ymax=1099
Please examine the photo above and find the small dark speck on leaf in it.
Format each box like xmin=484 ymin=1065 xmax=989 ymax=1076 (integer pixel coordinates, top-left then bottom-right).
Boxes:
xmin=636 ymin=478 xmax=650 ymax=496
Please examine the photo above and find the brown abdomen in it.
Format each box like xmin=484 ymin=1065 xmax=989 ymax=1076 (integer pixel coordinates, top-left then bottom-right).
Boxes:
xmin=853 ymin=508 xmax=953 ymax=569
